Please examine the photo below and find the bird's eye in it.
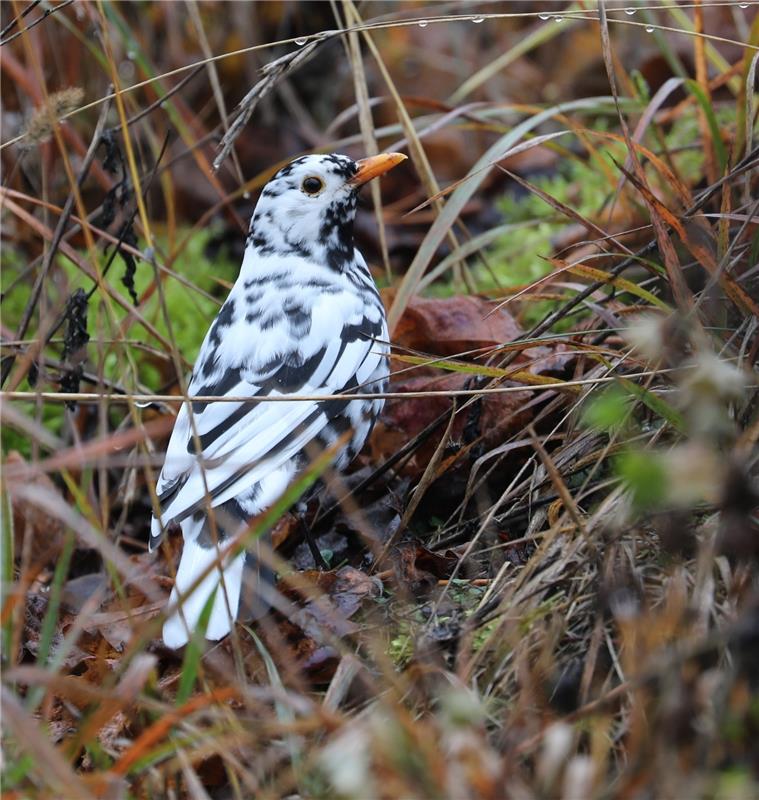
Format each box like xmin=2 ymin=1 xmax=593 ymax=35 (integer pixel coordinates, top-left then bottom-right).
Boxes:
xmin=301 ymin=176 xmax=324 ymax=195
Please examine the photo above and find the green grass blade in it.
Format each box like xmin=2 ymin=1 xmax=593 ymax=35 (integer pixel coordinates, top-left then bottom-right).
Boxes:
xmin=387 ymin=96 xmax=633 ymax=331
xmin=684 ymin=79 xmax=728 ymax=174
xmin=1 ymin=486 xmax=14 ymax=667
xmin=618 ymin=376 xmax=686 ymax=432
xmin=175 ymin=588 xmax=217 ymax=706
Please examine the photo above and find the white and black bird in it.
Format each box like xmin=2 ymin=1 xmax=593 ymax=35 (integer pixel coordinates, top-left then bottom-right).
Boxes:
xmin=150 ymin=152 xmax=406 ymax=649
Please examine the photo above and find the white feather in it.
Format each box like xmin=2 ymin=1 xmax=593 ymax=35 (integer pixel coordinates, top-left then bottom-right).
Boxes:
xmin=153 ymin=153 xmax=393 ymax=648
xmin=162 ymin=536 xmax=244 ymax=649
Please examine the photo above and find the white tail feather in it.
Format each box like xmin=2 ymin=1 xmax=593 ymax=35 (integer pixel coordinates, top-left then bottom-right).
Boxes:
xmin=162 ymin=539 xmax=244 ymax=649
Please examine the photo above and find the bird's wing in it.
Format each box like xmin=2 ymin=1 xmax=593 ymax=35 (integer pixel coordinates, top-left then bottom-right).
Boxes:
xmin=150 ymin=284 xmax=386 ymax=547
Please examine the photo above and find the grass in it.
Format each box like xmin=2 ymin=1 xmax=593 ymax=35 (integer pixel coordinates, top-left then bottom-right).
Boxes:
xmin=2 ymin=1 xmax=759 ymax=798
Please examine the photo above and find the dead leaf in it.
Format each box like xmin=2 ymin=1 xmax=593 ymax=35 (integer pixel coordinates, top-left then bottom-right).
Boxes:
xmin=330 ymin=566 xmax=383 ymax=618
xmin=62 ymin=573 xmax=111 ymax=614
xmin=372 ymin=294 xmax=573 ymax=479
xmin=393 ymin=543 xmax=459 ymax=592
xmin=389 ymin=293 xmax=523 ymax=358
xmin=268 ymin=567 xmax=382 ymax=682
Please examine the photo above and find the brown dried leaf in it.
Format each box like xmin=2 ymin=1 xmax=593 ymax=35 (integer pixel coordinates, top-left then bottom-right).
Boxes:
xmin=393 ymin=542 xmax=459 ymax=593
xmin=390 ymin=293 xmax=523 ymax=358
xmin=373 ymin=371 xmax=532 ymax=479
xmin=271 ymin=567 xmax=382 ymax=682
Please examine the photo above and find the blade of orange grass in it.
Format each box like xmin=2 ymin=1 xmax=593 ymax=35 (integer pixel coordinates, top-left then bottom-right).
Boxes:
xmin=617 ymin=161 xmax=759 ymax=318
xmin=597 ymin=2 xmax=694 ymax=315
xmin=693 ymin=0 xmax=718 ymax=185
xmin=111 ymin=686 xmax=240 ymax=775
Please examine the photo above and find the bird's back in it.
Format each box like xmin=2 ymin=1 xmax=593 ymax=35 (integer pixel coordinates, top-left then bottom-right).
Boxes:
xmin=151 ymin=150 xmax=402 ymax=648
xmin=152 ymin=251 xmax=388 ymax=647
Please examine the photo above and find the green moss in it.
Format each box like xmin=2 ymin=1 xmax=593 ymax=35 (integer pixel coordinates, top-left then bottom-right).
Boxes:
xmin=1 ymin=226 xmax=239 ymax=456
xmin=482 ymin=145 xmax=621 ymax=292
xmin=475 ymin=109 xmax=726 ymax=329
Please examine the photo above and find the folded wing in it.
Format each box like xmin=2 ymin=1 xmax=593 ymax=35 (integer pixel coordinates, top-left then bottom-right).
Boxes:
xmin=150 ymin=293 xmax=386 ymax=549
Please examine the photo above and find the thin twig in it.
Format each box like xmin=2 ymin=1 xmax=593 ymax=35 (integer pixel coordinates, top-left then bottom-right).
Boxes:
xmin=0 ymin=0 xmax=74 ymax=47
xmin=0 ymin=95 xmax=112 ymax=387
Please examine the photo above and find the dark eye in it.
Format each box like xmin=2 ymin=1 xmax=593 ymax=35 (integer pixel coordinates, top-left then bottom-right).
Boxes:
xmin=302 ymin=176 xmax=324 ymax=195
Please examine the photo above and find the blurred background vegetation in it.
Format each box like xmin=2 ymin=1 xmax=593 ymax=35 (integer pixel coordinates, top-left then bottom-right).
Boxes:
xmin=2 ymin=1 xmax=759 ymax=798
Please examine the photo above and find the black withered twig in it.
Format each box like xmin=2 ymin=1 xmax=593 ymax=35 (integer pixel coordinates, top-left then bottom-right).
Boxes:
xmin=58 ymin=290 xmax=89 ymax=407
xmin=89 ymin=131 xmax=171 ymax=301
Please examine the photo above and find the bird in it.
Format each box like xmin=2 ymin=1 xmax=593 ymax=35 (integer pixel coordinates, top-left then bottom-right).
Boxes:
xmin=150 ymin=151 xmax=406 ymax=649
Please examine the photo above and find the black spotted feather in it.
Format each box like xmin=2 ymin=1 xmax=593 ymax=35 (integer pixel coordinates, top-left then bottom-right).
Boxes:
xmin=152 ymin=153 xmax=392 ymax=648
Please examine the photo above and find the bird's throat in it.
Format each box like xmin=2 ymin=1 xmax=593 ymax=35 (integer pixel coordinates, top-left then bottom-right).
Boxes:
xmin=247 ymin=198 xmax=357 ymax=273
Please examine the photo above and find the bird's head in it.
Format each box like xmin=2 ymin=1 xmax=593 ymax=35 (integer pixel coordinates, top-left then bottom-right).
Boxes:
xmin=247 ymin=152 xmax=406 ymax=270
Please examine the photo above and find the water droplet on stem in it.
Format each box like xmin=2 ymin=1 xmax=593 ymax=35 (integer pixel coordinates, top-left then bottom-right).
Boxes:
xmin=294 ymin=36 xmax=307 ymax=46
xmin=418 ymin=20 xmax=428 ymax=28
xmin=471 ymin=16 xmax=484 ymax=23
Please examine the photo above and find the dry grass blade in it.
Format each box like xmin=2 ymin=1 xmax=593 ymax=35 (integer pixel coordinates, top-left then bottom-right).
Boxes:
xmin=388 ymin=98 xmax=618 ymax=331
xmin=2 ymin=687 xmax=97 ymax=799
xmin=449 ymin=2 xmax=583 ymax=103
xmin=342 ymin=1 xmax=393 ymax=281
xmin=1 ymin=97 xmax=111 ymax=387
xmin=213 ymin=32 xmax=338 ymax=171
xmin=496 ymin=165 xmax=632 ymax=255
xmin=2 ymin=367 xmax=694 ymax=406
xmin=598 ymin=2 xmax=695 ymax=314
xmin=3 ymin=4 xmax=759 ymax=797
xmin=617 ymin=161 xmax=759 ymax=318
xmin=377 ymin=401 xmax=457 ymax=564
xmin=347 ymin=0 xmax=469 ymax=289
xmin=187 ymin=0 xmax=245 ymax=187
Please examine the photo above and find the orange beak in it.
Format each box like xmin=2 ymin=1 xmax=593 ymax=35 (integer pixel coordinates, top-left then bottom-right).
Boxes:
xmin=348 ymin=152 xmax=407 ymax=187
